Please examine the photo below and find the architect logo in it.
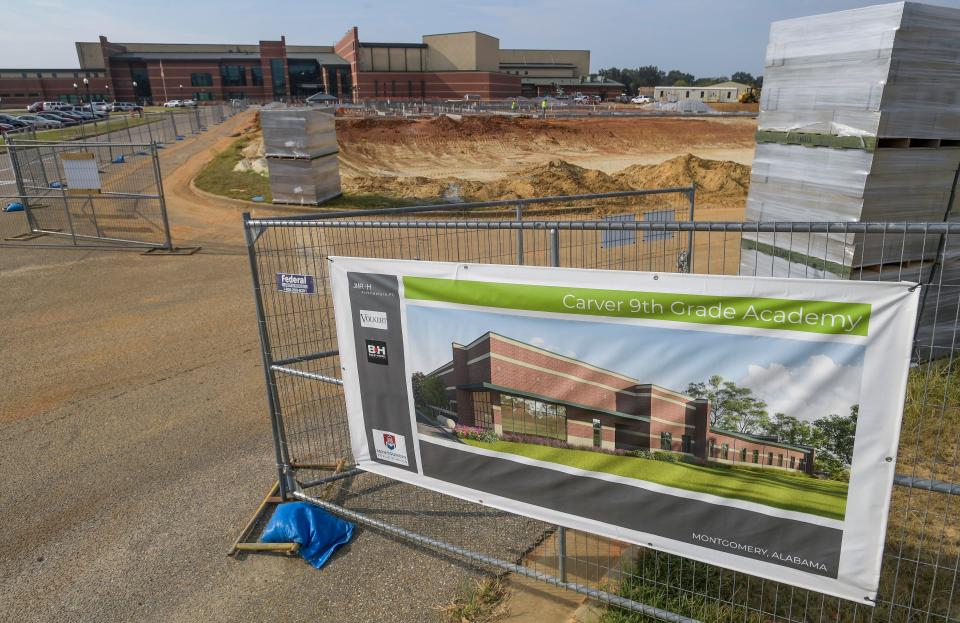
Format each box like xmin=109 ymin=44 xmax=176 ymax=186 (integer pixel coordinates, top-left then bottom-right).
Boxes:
xmin=366 ymin=340 xmax=388 ymax=365
xmin=372 ymin=428 xmax=408 ymax=466
xmin=360 ymin=309 xmax=388 ymax=330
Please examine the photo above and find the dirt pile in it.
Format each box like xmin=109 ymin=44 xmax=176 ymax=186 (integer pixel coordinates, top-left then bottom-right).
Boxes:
xmin=343 ymin=154 xmax=751 ymax=208
xmin=614 ymin=154 xmax=750 ymax=197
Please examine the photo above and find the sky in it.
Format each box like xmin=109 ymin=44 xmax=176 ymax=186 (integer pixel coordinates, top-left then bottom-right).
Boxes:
xmin=7 ymin=0 xmax=960 ymax=76
xmin=404 ymin=304 xmax=864 ymax=423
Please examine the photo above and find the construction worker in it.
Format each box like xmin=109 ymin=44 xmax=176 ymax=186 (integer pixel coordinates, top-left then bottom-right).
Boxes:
xmin=540 ymin=98 xmax=547 ymax=118
xmin=510 ymin=99 xmax=518 ymax=113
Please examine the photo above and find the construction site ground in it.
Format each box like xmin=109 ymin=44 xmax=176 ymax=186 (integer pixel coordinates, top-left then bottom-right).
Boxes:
xmin=0 ymin=110 xmax=757 ymax=622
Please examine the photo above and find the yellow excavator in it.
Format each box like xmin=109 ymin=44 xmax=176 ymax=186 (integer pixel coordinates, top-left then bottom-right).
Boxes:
xmin=739 ymin=86 xmax=761 ymax=103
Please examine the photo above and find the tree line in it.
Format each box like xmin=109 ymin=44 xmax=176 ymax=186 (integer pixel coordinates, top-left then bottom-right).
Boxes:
xmin=686 ymin=375 xmax=856 ymax=479
xmin=597 ymin=66 xmax=762 ymax=94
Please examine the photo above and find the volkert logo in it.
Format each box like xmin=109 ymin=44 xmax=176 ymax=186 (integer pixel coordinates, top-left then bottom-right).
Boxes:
xmin=359 ymin=309 xmax=388 ymax=330
xmin=366 ymin=340 xmax=388 ymax=365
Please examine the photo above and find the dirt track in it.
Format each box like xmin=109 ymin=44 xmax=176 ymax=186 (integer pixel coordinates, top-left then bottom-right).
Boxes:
xmin=0 ymin=113 xmax=494 ymax=623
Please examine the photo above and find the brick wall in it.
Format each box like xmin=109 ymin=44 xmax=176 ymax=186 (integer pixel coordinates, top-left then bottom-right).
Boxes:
xmin=357 ymin=71 xmax=520 ymax=100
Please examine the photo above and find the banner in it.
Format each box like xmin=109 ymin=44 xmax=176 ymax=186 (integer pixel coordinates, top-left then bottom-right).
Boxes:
xmin=329 ymin=258 xmax=920 ymax=602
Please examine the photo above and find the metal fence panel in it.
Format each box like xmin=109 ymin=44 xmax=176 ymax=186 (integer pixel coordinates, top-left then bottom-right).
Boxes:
xmin=244 ymin=195 xmax=959 ymax=622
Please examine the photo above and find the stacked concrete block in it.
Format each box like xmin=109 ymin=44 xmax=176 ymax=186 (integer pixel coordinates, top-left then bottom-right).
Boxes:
xmin=742 ymin=2 xmax=960 ymax=356
xmin=261 ymin=108 xmax=341 ymax=205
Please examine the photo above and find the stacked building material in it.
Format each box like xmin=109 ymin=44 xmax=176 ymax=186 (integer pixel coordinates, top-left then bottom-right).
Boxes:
xmin=261 ymin=108 xmax=341 ymax=205
xmin=741 ymin=1 xmax=960 ymax=356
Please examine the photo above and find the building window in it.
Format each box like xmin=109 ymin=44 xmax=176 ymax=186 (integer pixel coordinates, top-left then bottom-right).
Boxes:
xmin=499 ymin=394 xmax=566 ymax=440
xmin=194 ymin=92 xmax=213 ymax=101
xmin=681 ymin=435 xmax=692 ymax=453
xmin=251 ymin=66 xmax=264 ymax=87
xmin=220 ymin=66 xmax=247 ymax=87
xmin=51 ymin=73 xmax=57 ymax=78
xmin=20 ymin=72 xmax=27 ymax=79
xmin=798 ymin=458 xmax=804 ymax=471
xmin=190 ymin=73 xmax=213 ymax=87
xmin=740 ymin=448 xmax=747 ymax=462
xmin=752 ymin=449 xmax=759 ymax=464
xmin=592 ymin=419 xmax=601 ymax=447
xmin=778 ymin=454 xmax=784 ymax=467
xmin=721 ymin=443 xmax=729 ymax=460
xmin=727 ymin=91 xmax=732 ymax=99
xmin=270 ymin=59 xmax=286 ymax=97
xmin=472 ymin=392 xmax=493 ymax=430
xmin=767 ymin=452 xmax=774 ymax=466
xmin=791 ymin=456 xmax=797 ymax=469
xmin=709 ymin=440 xmax=716 ymax=458
xmin=660 ymin=432 xmax=672 ymax=451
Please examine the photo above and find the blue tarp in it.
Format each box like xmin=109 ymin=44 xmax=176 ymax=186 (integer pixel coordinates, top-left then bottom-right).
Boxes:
xmin=260 ymin=502 xmax=354 ymax=569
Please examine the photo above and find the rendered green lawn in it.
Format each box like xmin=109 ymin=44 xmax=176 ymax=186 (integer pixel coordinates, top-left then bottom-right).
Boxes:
xmin=462 ymin=439 xmax=847 ymax=520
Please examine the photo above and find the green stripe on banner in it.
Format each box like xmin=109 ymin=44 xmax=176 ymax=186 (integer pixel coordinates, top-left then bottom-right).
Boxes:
xmin=403 ymin=277 xmax=872 ymax=336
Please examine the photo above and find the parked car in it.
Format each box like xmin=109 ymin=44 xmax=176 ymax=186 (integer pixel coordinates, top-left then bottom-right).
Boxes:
xmin=0 ymin=123 xmax=14 ymax=134
xmin=631 ymin=95 xmax=652 ymax=104
xmin=37 ymin=112 xmax=76 ymax=125
xmin=0 ymin=114 xmax=30 ymax=128
xmin=17 ymin=115 xmax=62 ymax=129
xmin=181 ymin=99 xmax=198 ymax=108
xmin=26 ymin=101 xmax=66 ymax=112
xmin=109 ymin=102 xmax=143 ymax=112
xmin=54 ymin=111 xmax=85 ymax=123
xmin=163 ymin=100 xmax=182 ymax=108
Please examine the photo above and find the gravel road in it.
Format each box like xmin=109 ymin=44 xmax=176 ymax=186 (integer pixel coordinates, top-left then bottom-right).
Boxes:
xmin=0 ymin=114 xmax=540 ymax=622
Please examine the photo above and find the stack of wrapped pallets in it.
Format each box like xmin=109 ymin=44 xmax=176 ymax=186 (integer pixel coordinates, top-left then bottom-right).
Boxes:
xmin=261 ymin=108 xmax=341 ymax=205
xmin=741 ymin=1 xmax=960 ymax=356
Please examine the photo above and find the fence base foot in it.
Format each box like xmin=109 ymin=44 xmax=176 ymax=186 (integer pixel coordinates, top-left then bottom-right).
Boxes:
xmin=141 ymin=246 xmax=201 ymax=256
xmin=5 ymin=231 xmax=49 ymax=241
xmin=227 ymin=481 xmax=296 ymax=557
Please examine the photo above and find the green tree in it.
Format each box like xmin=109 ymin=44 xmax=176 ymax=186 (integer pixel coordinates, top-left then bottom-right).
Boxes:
xmin=664 ymin=70 xmax=695 ymax=86
xmin=686 ymin=375 xmax=769 ymax=433
xmin=764 ymin=413 xmax=814 ymax=445
xmin=731 ymin=71 xmax=756 ymax=85
xmin=693 ymin=76 xmax=729 ymax=86
xmin=812 ymin=405 xmax=858 ymax=466
xmin=411 ymin=372 xmax=449 ymax=409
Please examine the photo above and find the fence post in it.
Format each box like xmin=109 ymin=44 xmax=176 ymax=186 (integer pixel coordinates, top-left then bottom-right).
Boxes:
xmin=687 ymin=182 xmax=696 ymax=273
xmin=125 ymin=115 xmax=133 ymax=144
xmin=516 ymin=201 xmax=525 ymax=265
xmin=242 ymin=213 xmax=295 ymax=499
xmin=557 ymin=526 xmax=567 ymax=584
xmin=6 ymin=142 xmax=39 ymax=232
xmin=549 ymin=228 xmax=560 ymax=267
xmin=194 ymin=107 xmax=202 ymax=132
xmin=169 ymin=111 xmax=178 ymax=139
xmin=150 ymin=142 xmax=174 ymax=251
xmin=145 ymin=113 xmax=155 ymax=145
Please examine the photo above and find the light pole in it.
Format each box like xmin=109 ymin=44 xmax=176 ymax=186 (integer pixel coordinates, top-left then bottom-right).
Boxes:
xmin=73 ymin=82 xmax=78 ymax=105
xmin=178 ymin=83 xmax=183 ymax=101
xmin=132 ymin=81 xmax=138 ymax=106
xmin=82 ymin=77 xmax=91 ymax=111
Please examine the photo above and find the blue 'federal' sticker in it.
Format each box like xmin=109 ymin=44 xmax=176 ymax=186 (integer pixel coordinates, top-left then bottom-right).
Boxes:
xmin=276 ymin=273 xmax=315 ymax=294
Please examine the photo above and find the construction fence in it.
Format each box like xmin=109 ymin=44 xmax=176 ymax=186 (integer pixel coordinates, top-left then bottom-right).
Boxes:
xmin=243 ymin=191 xmax=959 ymax=622
xmin=0 ymin=102 xmax=246 ymax=249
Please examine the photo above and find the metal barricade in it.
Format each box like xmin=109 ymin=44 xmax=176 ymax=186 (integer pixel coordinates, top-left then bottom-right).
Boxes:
xmin=1 ymin=139 xmax=171 ymax=249
xmin=241 ymin=192 xmax=960 ymax=622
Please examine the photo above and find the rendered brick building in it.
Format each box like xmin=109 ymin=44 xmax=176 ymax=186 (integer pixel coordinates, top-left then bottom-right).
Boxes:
xmin=428 ymin=332 xmax=814 ymax=474
xmin=0 ymin=28 xmax=623 ymax=107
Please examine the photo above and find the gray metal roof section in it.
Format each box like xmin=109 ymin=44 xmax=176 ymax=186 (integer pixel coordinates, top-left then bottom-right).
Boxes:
xmin=521 ymin=77 xmax=624 ymax=87
xmin=110 ymin=51 xmax=261 ymax=60
xmin=361 ymin=42 xmax=427 ymax=49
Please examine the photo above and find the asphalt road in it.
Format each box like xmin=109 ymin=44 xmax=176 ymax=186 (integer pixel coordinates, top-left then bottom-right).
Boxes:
xmin=0 ymin=113 xmax=540 ymax=622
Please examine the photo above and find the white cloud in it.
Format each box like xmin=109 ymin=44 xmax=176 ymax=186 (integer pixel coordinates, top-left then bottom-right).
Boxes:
xmin=740 ymin=354 xmax=861 ymax=423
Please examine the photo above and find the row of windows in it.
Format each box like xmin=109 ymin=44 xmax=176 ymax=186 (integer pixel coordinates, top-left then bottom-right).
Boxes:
xmin=0 ymin=92 xmax=40 ymax=98
xmin=707 ymin=441 xmax=804 ymax=469
xmin=191 ymin=73 xmax=213 ymax=87
xmin=1 ymin=71 xmax=101 ymax=80
xmin=373 ymin=79 xmax=427 ymax=98
xmin=190 ymin=69 xmax=263 ymax=89
xmin=499 ymin=394 xmax=567 ymax=440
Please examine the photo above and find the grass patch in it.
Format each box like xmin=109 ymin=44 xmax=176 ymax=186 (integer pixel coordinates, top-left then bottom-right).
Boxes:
xmin=439 ymin=576 xmax=509 ymax=623
xmin=193 ymin=133 xmax=415 ymax=210
xmin=462 ymin=438 xmax=847 ymax=520
xmin=193 ymin=135 xmax=272 ymax=202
